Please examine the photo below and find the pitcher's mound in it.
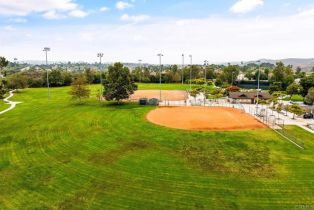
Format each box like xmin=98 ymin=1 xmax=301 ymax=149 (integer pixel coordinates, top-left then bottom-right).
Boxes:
xmin=147 ymin=107 xmax=266 ymax=131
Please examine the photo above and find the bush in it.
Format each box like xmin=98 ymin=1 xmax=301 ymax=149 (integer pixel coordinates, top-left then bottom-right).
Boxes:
xmin=290 ymin=94 xmax=304 ymax=102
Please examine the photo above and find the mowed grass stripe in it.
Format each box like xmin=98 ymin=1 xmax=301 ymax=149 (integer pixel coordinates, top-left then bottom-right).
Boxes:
xmin=0 ymin=86 xmax=313 ymax=209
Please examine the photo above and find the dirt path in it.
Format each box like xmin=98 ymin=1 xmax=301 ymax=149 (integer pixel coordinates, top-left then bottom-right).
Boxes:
xmin=0 ymin=90 xmax=21 ymax=115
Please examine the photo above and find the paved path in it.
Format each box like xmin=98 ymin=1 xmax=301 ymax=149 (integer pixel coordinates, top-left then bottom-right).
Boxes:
xmin=242 ymin=104 xmax=314 ymax=134
xmin=0 ymin=90 xmax=21 ymax=115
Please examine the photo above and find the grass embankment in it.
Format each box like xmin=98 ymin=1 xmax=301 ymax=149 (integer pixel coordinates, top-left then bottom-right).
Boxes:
xmin=0 ymin=86 xmax=313 ymax=209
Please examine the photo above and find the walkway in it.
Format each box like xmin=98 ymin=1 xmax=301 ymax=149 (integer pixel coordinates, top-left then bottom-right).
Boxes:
xmin=0 ymin=90 xmax=21 ymax=115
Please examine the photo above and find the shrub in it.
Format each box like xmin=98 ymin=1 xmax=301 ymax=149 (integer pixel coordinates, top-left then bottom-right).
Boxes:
xmin=290 ymin=94 xmax=304 ymax=102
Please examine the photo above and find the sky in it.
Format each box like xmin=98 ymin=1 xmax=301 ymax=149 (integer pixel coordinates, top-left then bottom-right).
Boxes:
xmin=1 ymin=0 xmax=314 ymax=64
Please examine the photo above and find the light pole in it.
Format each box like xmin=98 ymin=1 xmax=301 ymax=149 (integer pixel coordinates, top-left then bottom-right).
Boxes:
xmin=181 ymin=54 xmax=184 ymax=84
xmin=138 ymin=59 xmax=142 ymax=83
xmin=204 ymin=60 xmax=209 ymax=85
xmin=203 ymin=60 xmax=209 ymax=105
xmin=43 ymin=47 xmax=50 ymax=100
xmin=157 ymin=53 xmax=163 ymax=101
xmin=97 ymin=53 xmax=104 ymax=97
xmin=14 ymin=58 xmax=18 ymax=71
xmin=189 ymin=55 xmax=192 ymax=91
xmin=256 ymin=60 xmax=261 ymax=110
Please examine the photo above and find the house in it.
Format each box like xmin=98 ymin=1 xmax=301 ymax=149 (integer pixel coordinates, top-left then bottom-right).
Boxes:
xmin=229 ymin=92 xmax=272 ymax=104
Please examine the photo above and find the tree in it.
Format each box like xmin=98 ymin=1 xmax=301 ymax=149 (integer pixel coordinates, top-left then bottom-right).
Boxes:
xmin=7 ymin=73 xmax=28 ymax=90
xmin=69 ymin=75 xmax=90 ymax=103
xmin=48 ymin=69 xmax=63 ymax=87
xmin=300 ymin=73 xmax=314 ymax=96
xmin=0 ymin=81 xmax=7 ymax=99
xmin=286 ymin=83 xmax=303 ymax=95
xmin=288 ymin=104 xmax=304 ymax=119
xmin=304 ymin=87 xmax=314 ymax=105
xmin=0 ymin=57 xmax=9 ymax=75
xmin=270 ymin=62 xmax=294 ymax=89
xmin=276 ymin=103 xmax=283 ymax=119
xmin=269 ymin=82 xmax=283 ymax=93
xmin=245 ymin=70 xmax=254 ymax=80
xmin=84 ymin=68 xmax=94 ymax=84
xmin=103 ymin=62 xmax=137 ymax=103
xmin=221 ymin=65 xmax=240 ymax=84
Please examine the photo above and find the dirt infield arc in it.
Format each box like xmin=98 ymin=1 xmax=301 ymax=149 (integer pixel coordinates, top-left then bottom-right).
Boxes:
xmin=147 ymin=107 xmax=267 ymax=131
xmin=130 ymin=90 xmax=187 ymax=101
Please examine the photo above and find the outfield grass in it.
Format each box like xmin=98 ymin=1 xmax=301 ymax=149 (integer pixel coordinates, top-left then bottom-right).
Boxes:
xmin=0 ymin=86 xmax=313 ymax=209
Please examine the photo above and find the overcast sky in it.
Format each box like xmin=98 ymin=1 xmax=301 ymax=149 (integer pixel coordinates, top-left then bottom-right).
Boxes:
xmin=1 ymin=0 xmax=314 ymax=64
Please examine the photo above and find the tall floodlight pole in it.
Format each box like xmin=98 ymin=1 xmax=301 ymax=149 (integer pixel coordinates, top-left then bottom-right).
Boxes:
xmin=181 ymin=54 xmax=185 ymax=84
xmin=189 ymin=55 xmax=192 ymax=91
xmin=97 ymin=53 xmax=104 ymax=96
xmin=157 ymin=53 xmax=163 ymax=101
xmin=256 ymin=60 xmax=261 ymax=109
xmin=138 ymin=59 xmax=142 ymax=83
xmin=43 ymin=47 xmax=51 ymax=100
xmin=204 ymin=60 xmax=209 ymax=85
xmin=14 ymin=58 xmax=18 ymax=70
xmin=203 ymin=60 xmax=209 ymax=105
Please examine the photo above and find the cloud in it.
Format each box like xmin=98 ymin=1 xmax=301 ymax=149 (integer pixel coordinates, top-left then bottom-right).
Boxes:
xmin=68 ymin=10 xmax=88 ymax=18
xmin=100 ymin=7 xmax=109 ymax=12
xmin=9 ymin=17 xmax=27 ymax=23
xmin=121 ymin=14 xmax=150 ymax=22
xmin=230 ymin=0 xmax=264 ymax=14
xmin=43 ymin=10 xmax=66 ymax=20
xmin=298 ymin=8 xmax=314 ymax=17
xmin=0 ymin=0 xmax=77 ymax=16
xmin=116 ymin=1 xmax=133 ymax=10
xmin=1 ymin=14 xmax=314 ymax=64
xmin=3 ymin=25 xmax=16 ymax=31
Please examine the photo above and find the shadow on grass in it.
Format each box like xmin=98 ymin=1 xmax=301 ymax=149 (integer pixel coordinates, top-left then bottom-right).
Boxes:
xmin=89 ymin=141 xmax=154 ymax=165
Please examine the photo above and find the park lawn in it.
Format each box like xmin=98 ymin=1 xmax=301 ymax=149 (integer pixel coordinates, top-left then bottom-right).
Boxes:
xmin=0 ymin=86 xmax=313 ymax=209
xmin=0 ymin=100 xmax=9 ymax=112
xmin=0 ymin=93 xmax=10 ymax=112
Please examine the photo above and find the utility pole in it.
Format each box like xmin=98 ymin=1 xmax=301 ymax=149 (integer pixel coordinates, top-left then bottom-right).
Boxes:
xmin=43 ymin=47 xmax=51 ymax=100
xmin=157 ymin=53 xmax=163 ymax=101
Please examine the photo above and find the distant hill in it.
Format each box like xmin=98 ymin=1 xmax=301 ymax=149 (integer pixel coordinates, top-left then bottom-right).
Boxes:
xmin=251 ymin=58 xmax=314 ymax=72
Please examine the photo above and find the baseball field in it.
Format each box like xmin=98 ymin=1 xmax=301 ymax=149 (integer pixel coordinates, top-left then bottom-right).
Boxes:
xmin=0 ymin=85 xmax=313 ymax=209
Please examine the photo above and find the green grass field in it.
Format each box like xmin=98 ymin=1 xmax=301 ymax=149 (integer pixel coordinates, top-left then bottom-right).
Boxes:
xmin=0 ymin=85 xmax=313 ymax=209
xmin=0 ymin=100 xmax=9 ymax=111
